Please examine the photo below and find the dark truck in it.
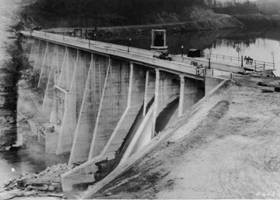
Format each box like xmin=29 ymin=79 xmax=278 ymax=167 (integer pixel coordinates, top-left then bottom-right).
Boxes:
xmin=188 ymin=49 xmax=202 ymax=57
xmin=153 ymin=51 xmax=172 ymax=61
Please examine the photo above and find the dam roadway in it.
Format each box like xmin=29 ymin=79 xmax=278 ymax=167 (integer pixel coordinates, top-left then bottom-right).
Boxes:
xmin=19 ymin=30 xmax=274 ymax=198
xmin=21 ymin=30 xmax=250 ymax=79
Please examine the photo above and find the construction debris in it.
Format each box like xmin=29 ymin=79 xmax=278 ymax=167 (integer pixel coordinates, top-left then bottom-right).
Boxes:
xmin=1 ymin=164 xmax=71 ymax=199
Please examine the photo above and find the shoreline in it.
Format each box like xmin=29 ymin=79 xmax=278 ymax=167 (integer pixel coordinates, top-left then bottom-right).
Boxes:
xmin=45 ymin=17 xmax=243 ymax=39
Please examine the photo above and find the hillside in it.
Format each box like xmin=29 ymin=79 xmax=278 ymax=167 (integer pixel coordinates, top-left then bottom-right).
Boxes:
xmin=21 ymin=0 xmax=206 ymax=28
xmin=18 ymin=0 xmax=280 ymax=31
xmin=19 ymin=0 xmax=243 ymax=31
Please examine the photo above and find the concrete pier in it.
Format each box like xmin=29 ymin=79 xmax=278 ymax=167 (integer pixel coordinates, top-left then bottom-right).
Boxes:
xmin=88 ymin=59 xmax=130 ymax=159
xmin=69 ymin=55 xmax=109 ymax=164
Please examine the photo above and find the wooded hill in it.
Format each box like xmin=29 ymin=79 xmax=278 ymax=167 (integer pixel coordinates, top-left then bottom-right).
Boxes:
xmin=20 ymin=0 xmax=206 ymax=27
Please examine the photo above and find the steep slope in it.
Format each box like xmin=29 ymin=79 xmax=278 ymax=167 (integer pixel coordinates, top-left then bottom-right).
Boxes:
xmin=88 ymin=80 xmax=280 ymax=199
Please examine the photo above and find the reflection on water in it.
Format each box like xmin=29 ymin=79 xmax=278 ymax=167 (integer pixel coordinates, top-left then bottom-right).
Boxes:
xmin=205 ymin=30 xmax=280 ymax=76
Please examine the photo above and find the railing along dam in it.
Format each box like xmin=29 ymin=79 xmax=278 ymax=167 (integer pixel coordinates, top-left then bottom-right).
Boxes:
xmin=20 ymin=30 xmax=225 ymax=192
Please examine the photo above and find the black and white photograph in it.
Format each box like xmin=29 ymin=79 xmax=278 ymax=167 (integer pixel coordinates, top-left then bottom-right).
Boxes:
xmin=0 ymin=0 xmax=280 ymax=199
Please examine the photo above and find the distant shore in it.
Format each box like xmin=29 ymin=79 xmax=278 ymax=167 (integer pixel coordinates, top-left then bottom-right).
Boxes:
xmin=235 ymin=13 xmax=280 ymax=28
xmin=45 ymin=16 xmax=243 ymax=40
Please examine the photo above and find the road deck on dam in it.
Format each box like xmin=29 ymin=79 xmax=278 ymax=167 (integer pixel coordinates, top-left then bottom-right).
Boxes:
xmin=20 ymin=30 xmax=256 ymax=80
xmin=21 ymin=31 xmax=201 ymax=79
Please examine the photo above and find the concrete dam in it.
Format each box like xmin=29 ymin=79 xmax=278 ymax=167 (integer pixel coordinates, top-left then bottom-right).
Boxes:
xmin=20 ymin=30 xmax=230 ymax=196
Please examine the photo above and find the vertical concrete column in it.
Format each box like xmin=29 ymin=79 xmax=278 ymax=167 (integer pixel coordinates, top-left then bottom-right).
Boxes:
xmin=69 ymin=55 xmax=95 ymax=164
xmin=88 ymin=57 xmax=132 ymax=160
xmin=88 ymin=57 xmax=111 ymax=159
xmin=50 ymin=88 xmax=59 ymax=125
xmin=178 ymin=75 xmax=185 ymax=117
xmin=69 ymin=55 xmax=110 ymax=164
xmin=127 ymin=62 xmax=134 ymax=107
xmin=27 ymin=39 xmax=42 ymax=88
xmin=119 ymin=67 xmax=155 ymax=164
xmin=154 ymin=71 xmax=181 ymax=133
xmin=153 ymin=69 xmax=160 ymax=136
xmin=44 ymin=46 xmax=66 ymax=154
xmin=57 ymin=47 xmax=69 ymax=86
xmin=54 ymin=46 xmax=65 ymax=85
xmin=37 ymin=42 xmax=49 ymax=88
xmin=56 ymin=49 xmax=80 ymax=154
xmin=28 ymin=39 xmax=40 ymax=65
xmin=75 ymin=51 xmax=92 ymax=120
xmin=100 ymin=62 xmax=134 ymax=160
xmin=42 ymin=46 xmax=59 ymax=117
xmin=50 ymin=47 xmax=68 ymax=125
xmin=57 ymin=47 xmax=76 ymax=91
xmin=32 ymin=40 xmax=42 ymax=72
xmin=28 ymin=39 xmax=35 ymax=63
xmin=101 ymin=62 xmax=147 ymax=161
xmin=183 ymin=78 xmax=205 ymax=114
xmin=143 ymin=71 xmax=150 ymax=116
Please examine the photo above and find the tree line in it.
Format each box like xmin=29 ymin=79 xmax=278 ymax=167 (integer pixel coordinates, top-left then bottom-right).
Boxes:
xmin=21 ymin=0 xmax=206 ymax=27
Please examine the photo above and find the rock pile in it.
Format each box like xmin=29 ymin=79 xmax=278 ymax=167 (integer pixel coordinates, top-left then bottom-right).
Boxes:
xmin=0 ymin=164 xmax=71 ymax=199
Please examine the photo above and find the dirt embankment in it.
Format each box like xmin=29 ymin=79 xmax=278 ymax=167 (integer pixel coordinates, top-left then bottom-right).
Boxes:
xmin=92 ymin=77 xmax=280 ymax=199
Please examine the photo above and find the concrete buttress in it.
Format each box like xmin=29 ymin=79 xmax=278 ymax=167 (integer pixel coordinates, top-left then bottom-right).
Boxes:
xmin=20 ymin=33 xmax=222 ymax=194
xmin=56 ymin=49 xmax=85 ymax=154
xmin=69 ymin=55 xmax=109 ymax=164
xmin=88 ymin=58 xmax=130 ymax=159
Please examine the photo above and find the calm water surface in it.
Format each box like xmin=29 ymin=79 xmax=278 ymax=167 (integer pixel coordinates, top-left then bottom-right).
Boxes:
xmin=207 ymin=36 xmax=280 ymax=76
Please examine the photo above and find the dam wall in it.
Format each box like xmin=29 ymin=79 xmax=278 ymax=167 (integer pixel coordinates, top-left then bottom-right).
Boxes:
xmin=21 ymin=31 xmax=223 ymax=194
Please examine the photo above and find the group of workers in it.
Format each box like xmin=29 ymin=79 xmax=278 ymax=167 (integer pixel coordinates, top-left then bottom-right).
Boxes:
xmin=244 ymin=56 xmax=254 ymax=65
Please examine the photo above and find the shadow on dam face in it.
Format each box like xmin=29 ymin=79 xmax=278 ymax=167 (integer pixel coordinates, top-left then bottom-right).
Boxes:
xmin=155 ymin=78 xmax=205 ymax=133
xmin=155 ymin=97 xmax=179 ymax=133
